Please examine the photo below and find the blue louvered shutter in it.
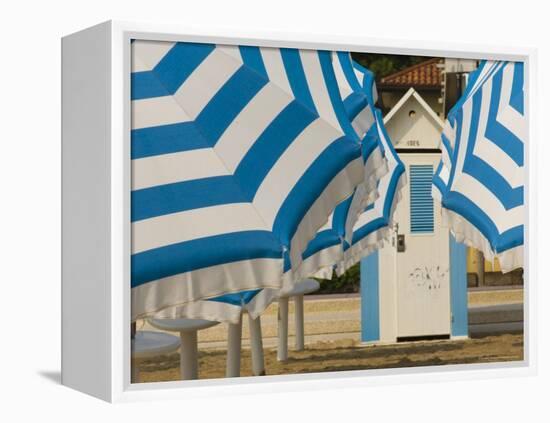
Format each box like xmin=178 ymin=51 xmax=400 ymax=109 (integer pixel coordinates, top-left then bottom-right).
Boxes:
xmin=409 ymin=165 xmax=434 ymax=233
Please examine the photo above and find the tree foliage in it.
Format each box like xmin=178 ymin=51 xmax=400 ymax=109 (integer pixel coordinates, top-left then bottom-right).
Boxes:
xmin=316 ymin=263 xmax=361 ymax=294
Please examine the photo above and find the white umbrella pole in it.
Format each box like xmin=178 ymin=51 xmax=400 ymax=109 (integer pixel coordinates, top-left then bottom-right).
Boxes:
xmin=226 ymin=313 xmax=242 ymax=377
xmin=294 ymin=294 xmax=305 ymax=351
xmin=179 ymin=330 xmax=198 ymax=380
xmin=248 ymin=313 xmax=265 ymax=376
xmin=277 ymin=297 xmax=289 ymax=361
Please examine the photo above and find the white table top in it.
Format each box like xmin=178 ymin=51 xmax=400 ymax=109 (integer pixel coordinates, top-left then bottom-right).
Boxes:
xmin=148 ymin=318 xmax=219 ymax=332
xmin=278 ymin=278 xmax=320 ymax=298
xmin=131 ymin=331 xmax=180 ymax=359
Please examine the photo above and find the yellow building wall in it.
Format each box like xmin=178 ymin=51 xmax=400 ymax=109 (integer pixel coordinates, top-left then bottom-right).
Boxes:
xmin=466 ymin=247 xmax=502 ymax=273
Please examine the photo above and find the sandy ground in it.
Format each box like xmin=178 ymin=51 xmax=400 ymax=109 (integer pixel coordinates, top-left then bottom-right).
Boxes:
xmin=135 ymin=333 xmax=523 ymax=383
xmin=134 ymin=288 xmax=524 ymax=383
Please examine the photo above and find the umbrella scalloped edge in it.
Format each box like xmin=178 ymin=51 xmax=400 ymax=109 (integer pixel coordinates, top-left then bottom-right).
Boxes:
xmin=442 ymin=208 xmax=523 ymax=273
xmin=344 ymin=149 xmax=389 ymax=244
xmin=337 ymin=170 xmax=407 ymax=275
xmin=143 ymin=288 xmax=280 ymax=324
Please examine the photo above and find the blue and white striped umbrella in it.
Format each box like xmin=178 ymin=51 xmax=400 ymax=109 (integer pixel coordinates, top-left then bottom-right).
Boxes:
xmin=289 ymin=59 xmax=405 ymax=282
xmin=338 ymin=109 xmax=406 ymax=273
xmin=432 ymin=60 xmax=524 ymax=272
xmin=332 ymin=53 xmax=377 ymax=143
xmin=130 ymin=40 xmax=385 ymax=322
xmin=284 ymin=53 xmax=379 ymax=282
xmin=332 ymin=53 xmax=390 ymax=217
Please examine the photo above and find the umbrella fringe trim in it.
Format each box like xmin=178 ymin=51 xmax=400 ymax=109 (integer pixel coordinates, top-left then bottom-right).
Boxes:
xmin=441 ymin=208 xmax=523 ymax=273
xmin=344 ymin=148 xmax=389 ymax=244
xmin=337 ymin=170 xmax=407 ymax=274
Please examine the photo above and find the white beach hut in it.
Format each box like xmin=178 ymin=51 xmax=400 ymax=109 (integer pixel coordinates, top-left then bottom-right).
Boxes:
xmin=360 ymin=88 xmax=468 ymax=343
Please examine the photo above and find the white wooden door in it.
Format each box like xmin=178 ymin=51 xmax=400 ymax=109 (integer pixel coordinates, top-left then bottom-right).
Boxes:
xmin=393 ymin=153 xmax=451 ymax=338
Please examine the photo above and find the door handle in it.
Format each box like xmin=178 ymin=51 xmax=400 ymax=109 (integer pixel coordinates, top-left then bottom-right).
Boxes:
xmin=397 ymin=234 xmax=405 ymax=252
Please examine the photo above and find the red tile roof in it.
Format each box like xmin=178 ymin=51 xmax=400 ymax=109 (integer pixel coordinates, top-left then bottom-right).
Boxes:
xmin=379 ymin=58 xmax=443 ymax=89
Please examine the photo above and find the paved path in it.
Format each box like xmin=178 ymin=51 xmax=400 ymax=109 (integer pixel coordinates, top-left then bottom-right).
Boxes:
xmin=138 ymin=287 xmax=523 ymax=349
xmin=469 ymin=303 xmax=523 ymax=337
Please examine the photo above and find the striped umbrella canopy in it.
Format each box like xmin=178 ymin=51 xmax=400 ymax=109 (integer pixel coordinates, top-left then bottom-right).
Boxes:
xmin=432 ymin=60 xmax=524 ymax=272
xmin=288 ymin=59 xmax=406 ymax=283
xmin=190 ymin=54 xmax=388 ymax=320
xmin=130 ymin=40 xmax=385 ymax=322
xmin=143 ymin=49 xmax=386 ymax=323
xmin=333 ymin=52 xmax=378 ymax=139
xmin=332 ymin=53 xmax=389 ymax=215
xmin=338 ymin=109 xmax=406 ymax=274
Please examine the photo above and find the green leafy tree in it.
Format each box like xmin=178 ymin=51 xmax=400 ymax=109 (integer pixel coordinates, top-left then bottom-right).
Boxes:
xmin=316 ymin=263 xmax=361 ymax=294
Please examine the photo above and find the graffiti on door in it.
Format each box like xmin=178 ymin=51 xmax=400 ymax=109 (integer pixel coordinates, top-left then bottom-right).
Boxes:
xmin=408 ymin=265 xmax=449 ymax=291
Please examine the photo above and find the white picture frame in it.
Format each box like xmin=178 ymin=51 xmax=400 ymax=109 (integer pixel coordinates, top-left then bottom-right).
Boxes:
xmin=61 ymin=20 xmax=537 ymax=403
